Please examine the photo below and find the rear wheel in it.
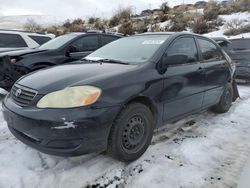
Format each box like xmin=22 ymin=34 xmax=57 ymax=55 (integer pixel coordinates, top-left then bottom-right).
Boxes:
xmin=108 ymin=103 xmax=154 ymax=162
xmin=212 ymin=83 xmax=233 ymax=113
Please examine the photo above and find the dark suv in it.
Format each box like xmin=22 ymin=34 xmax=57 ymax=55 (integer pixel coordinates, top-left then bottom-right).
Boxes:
xmin=3 ymin=32 xmax=239 ymax=161
xmin=213 ymin=37 xmax=250 ymax=82
xmin=0 ymin=31 xmax=122 ymax=90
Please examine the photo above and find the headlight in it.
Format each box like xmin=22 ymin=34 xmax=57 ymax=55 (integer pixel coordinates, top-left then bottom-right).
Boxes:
xmin=10 ymin=58 xmax=17 ymax=64
xmin=37 ymin=86 xmax=101 ymax=108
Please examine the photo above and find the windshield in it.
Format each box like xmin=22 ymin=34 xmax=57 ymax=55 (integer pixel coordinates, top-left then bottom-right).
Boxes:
xmin=39 ymin=34 xmax=76 ymax=50
xmin=85 ymin=35 xmax=169 ymax=64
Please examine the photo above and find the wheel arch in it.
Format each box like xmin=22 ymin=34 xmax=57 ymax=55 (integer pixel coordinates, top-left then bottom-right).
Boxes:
xmin=113 ymin=95 xmax=158 ymax=128
xmin=30 ymin=62 xmax=55 ymax=71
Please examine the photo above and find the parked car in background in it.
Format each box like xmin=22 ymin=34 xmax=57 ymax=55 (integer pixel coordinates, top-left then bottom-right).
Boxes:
xmin=3 ymin=32 xmax=239 ymax=162
xmin=213 ymin=37 xmax=250 ymax=83
xmin=0 ymin=30 xmax=54 ymax=53
xmin=0 ymin=31 xmax=123 ymax=90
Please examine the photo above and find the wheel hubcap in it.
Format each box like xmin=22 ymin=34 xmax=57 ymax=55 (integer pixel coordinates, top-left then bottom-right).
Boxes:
xmin=122 ymin=116 xmax=145 ymax=151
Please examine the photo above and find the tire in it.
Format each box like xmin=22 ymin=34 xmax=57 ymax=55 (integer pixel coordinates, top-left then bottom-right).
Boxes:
xmin=108 ymin=103 xmax=154 ymax=162
xmin=212 ymin=83 xmax=233 ymax=113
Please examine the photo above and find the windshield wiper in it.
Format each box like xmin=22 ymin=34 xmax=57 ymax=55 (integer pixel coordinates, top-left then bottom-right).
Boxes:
xmin=82 ymin=58 xmax=129 ymax=65
xmin=98 ymin=58 xmax=129 ymax=65
xmin=81 ymin=58 xmax=97 ymax=63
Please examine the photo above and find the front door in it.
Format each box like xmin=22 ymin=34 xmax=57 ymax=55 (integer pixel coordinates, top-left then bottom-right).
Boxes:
xmin=162 ymin=36 xmax=205 ymax=122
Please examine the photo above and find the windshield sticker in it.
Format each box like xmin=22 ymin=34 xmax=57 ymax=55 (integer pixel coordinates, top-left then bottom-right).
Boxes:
xmin=142 ymin=40 xmax=165 ymax=45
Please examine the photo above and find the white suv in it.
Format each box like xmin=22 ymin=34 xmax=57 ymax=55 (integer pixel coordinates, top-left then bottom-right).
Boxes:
xmin=0 ymin=30 xmax=55 ymax=52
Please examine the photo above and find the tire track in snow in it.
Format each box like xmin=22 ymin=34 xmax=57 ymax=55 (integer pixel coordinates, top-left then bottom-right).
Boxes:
xmin=85 ymin=85 xmax=250 ymax=188
xmin=0 ymin=85 xmax=250 ymax=188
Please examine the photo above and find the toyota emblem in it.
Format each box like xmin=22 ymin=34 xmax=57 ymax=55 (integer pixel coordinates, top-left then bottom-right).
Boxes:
xmin=15 ymin=89 xmax=22 ymax=97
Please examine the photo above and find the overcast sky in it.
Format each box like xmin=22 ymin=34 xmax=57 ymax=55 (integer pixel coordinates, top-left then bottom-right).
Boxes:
xmin=0 ymin=0 xmax=205 ymax=20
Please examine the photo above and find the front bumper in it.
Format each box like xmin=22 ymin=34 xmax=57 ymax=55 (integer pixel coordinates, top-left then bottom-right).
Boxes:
xmin=3 ymin=95 xmax=121 ymax=156
xmin=0 ymin=56 xmax=28 ymax=91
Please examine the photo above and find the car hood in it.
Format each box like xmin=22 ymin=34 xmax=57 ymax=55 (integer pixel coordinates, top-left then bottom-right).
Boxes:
xmin=0 ymin=48 xmax=27 ymax=53
xmin=17 ymin=62 xmax=137 ymax=94
xmin=0 ymin=48 xmax=47 ymax=57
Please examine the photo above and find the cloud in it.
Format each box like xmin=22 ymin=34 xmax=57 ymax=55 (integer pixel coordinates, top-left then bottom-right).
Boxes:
xmin=1 ymin=8 xmax=44 ymax=16
xmin=0 ymin=0 xmax=205 ymax=20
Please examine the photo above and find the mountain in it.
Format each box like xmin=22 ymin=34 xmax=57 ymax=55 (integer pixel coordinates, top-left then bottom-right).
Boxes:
xmin=0 ymin=15 xmax=59 ymax=29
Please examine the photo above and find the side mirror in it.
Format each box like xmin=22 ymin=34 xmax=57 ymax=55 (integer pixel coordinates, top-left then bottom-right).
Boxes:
xmin=162 ymin=54 xmax=188 ymax=67
xmin=65 ymin=45 xmax=79 ymax=57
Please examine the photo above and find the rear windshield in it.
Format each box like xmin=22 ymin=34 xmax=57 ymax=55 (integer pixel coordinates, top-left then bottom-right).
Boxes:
xmin=28 ymin=35 xmax=52 ymax=45
xmin=39 ymin=34 xmax=76 ymax=50
xmin=230 ymin=39 xmax=250 ymax=50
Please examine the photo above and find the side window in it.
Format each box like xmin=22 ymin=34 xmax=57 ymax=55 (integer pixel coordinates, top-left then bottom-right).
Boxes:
xmin=167 ymin=37 xmax=198 ymax=64
xmin=101 ymin=35 xmax=119 ymax=46
xmin=0 ymin=33 xmax=28 ymax=48
xmin=28 ymin=35 xmax=52 ymax=45
xmin=198 ymin=39 xmax=223 ymax=61
xmin=71 ymin=35 xmax=98 ymax=52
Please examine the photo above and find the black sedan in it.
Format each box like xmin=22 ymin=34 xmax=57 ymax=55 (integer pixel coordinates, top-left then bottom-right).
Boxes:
xmin=0 ymin=31 xmax=122 ymax=91
xmin=3 ymin=32 xmax=239 ymax=161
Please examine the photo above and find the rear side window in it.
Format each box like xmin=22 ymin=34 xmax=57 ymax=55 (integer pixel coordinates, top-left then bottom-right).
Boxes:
xmin=167 ymin=37 xmax=198 ymax=63
xmin=230 ymin=39 xmax=250 ymax=50
xmin=0 ymin=33 xmax=27 ymax=48
xmin=71 ymin=35 xmax=99 ymax=52
xmin=28 ymin=35 xmax=52 ymax=45
xmin=101 ymin=35 xmax=120 ymax=46
xmin=198 ymin=39 xmax=223 ymax=61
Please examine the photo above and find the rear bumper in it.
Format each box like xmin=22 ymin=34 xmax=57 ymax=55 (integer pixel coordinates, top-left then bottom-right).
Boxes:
xmin=236 ymin=66 xmax=250 ymax=81
xmin=3 ymin=96 xmax=121 ymax=156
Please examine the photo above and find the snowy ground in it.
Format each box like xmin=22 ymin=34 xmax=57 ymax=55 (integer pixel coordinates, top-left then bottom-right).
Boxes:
xmin=0 ymin=85 xmax=250 ymax=188
xmin=204 ymin=12 xmax=250 ymax=39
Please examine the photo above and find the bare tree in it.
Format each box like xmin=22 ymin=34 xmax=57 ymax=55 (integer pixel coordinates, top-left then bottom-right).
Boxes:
xmin=23 ymin=18 xmax=42 ymax=32
xmin=160 ymin=1 xmax=170 ymax=14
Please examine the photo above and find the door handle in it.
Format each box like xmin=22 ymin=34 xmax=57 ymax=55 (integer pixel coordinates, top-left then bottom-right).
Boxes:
xmin=197 ymin=67 xmax=205 ymax=73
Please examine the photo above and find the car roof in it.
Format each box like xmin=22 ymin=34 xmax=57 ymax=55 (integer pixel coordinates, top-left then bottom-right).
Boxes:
xmin=229 ymin=37 xmax=250 ymax=41
xmin=65 ymin=31 xmax=123 ymax=37
xmin=66 ymin=32 xmax=86 ymax=36
xmin=0 ymin=29 xmax=54 ymax=37
xmin=134 ymin=32 xmax=205 ymax=38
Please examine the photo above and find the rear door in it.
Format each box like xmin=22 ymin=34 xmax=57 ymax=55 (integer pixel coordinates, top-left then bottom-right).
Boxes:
xmin=162 ymin=36 xmax=205 ymax=122
xmin=100 ymin=35 xmax=121 ymax=47
xmin=197 ymin=37 xmax=231 ymax=107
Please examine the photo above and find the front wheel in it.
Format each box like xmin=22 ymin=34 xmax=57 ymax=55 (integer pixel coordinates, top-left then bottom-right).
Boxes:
xmin=108 ymin=103 xmax=154 ymax=162
xmin=212 ymin=83 xmax=233 ymax=113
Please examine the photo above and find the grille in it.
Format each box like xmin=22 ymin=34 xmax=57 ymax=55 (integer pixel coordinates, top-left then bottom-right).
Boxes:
xmin=11 ymin=84 xmax=37 ymax=106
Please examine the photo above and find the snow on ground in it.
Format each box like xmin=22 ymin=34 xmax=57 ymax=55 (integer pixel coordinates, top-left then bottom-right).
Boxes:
xmin=204 ymin=12 xmax=250 ymax=39
xmin=0 ymin=85 xmax=250 ymax=188
xmin=204 ymin=27 xmax=250 ymax=39
xmin=220 ymin=12 xmax=250 ymax=26
xmin=158 ymin=21 xmax=171 ymax=30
